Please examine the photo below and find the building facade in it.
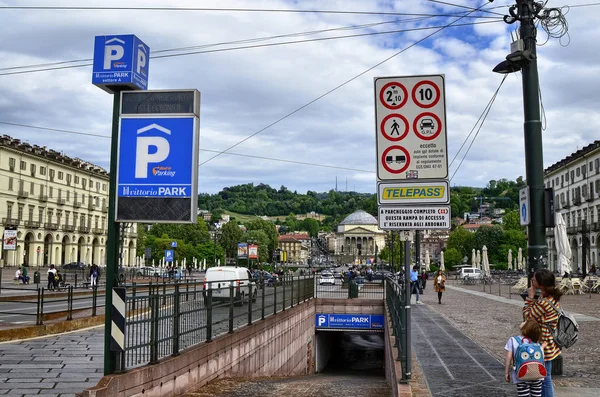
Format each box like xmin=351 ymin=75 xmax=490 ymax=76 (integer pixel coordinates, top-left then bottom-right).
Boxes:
xmin=545 ymin=141 xmax=600 ymax=272
xmin=327 ymin=210 xmax=386 ymax=264
xmin=0 ymin=135 xmax=137 ymax=268
xmin=278 ymin=233 xmax=310 ymax=265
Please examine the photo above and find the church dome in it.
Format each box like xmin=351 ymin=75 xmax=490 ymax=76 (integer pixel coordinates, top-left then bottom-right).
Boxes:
xmin=339 ymin=210 xmax=377 ymax=225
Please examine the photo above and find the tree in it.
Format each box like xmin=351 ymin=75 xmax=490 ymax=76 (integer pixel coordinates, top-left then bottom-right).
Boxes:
xmin=219 ymin=221 xmax=243 ymax=260
xmin=300 ymin=218 xmax=320 ymax=238
xmin=446 ymin=226 xmax=474 ymax=259
xmin=443 ymin=248 xmax=462 ymax=270
xmin=502 ymin=210 xmax=523 ymax=231
xmin=246 ymin=218 xmax=279 ymax=256
xmin=473 ymin=225 xmax=505 ymax=264
xmin=243 ymin=229 xmax=270 ymax=263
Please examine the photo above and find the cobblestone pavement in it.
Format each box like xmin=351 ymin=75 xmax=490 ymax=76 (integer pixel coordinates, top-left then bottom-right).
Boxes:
xmin=183 ymin=373 xmax=391 ymax=397
xmin=418 ymin=282 xmax=600 ymax=390
xmin=0 ymin=328 xmax=103 ymax=397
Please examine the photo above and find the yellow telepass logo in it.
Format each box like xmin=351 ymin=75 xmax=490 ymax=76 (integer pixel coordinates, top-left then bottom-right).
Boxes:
xmin=382 ymin=185 xmax=446 ymax=200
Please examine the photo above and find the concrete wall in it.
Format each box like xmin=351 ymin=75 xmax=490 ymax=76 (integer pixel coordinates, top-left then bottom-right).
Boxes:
xmin=82 ymin=301 xmax=316 ymax=397
xmin=384 ymin=302 xmax=413 ymax=397
xmin=315 ymin=331 xmax=334 ymax=372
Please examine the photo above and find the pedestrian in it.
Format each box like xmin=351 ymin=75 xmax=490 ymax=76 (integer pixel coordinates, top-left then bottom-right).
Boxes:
xmin=15 ymin=267 xmax=23 ymax=283
xmin=47 ymin=264 xmax=57 ymax=290
xmin=421 ymin=271 xmax=428 ymax=293
xmin=410 ymin=265 xmax=422 ymax=304
xmin=504 ymin=319 xmax=546 ymax=396
xmin=89 ymin=264 xmax=100 ymax=289
xmin=433 ymin=270 xmax=446 ymax=304
xmin=22 ymin=266 xmax=29 ymax=284
xmin=523 ymin=269 xmax=562 ymax=397
xmin=187 ymin=264 xmax=192 ymax=277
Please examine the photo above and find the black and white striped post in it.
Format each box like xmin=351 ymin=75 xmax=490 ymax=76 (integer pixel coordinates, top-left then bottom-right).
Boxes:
xmin=110 ymin=287 xmax=126 ymax=372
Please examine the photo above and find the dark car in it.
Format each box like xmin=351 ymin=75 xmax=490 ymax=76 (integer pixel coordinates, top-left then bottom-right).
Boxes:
xmin=61 ymin=262 xmax=85 ymax=270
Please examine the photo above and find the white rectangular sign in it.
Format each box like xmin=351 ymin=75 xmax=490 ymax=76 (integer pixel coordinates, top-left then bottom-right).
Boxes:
xmin=374 ymin=75 xmax=448 ymax=180
xmin=378 ymin=205 xmax=451 ymax=230
xmin=519 ymin=186 xmax=530 ymax=226
xmin=377 ymin=180 xmax=449 ymax=205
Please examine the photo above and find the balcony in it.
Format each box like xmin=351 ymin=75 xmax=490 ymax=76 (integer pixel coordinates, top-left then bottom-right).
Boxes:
xmin=57 ymin=198 xmax=66 ymax=205
xmin=78 ymin=226 xmax=90 ymax=233
xmin=38 ymin=195 xmax=48 ymax=203
xmin=62 ymin=225 xmax=75 ymax=232
xmin=92 ymin=228 xmax=104 ymax=235
xmin=88 ymin=203 xmax=95 ymax=211
xmin=127 ymin=232 xmax=138 ymax=238
xmin=45 ymin=222 xmax=59 ymax=231
xmin=17 ymin=190 xmax=29 ymax=199
xmin=566 ymin=226 xmax=582 ymax=234
xmin=561 ymin=200 xmax=570 ymax=209
xmin=73 ymin=201 xmax=82 ymax=208
xmin=2 ymin=217 xmax=19 ymax=227
xmin=25 ymin=220 xmax=40 ymax=229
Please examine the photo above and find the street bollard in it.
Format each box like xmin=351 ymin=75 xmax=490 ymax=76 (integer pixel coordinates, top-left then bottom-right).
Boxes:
xmin=206 ymin=289 xmax=213 ymax=342
xmin=228 ymin=284 xmax=234 ymax=333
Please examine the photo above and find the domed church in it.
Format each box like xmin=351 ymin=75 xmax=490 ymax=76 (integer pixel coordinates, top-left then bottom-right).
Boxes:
xmin=333 ymin=210 xmax=386 ymax=264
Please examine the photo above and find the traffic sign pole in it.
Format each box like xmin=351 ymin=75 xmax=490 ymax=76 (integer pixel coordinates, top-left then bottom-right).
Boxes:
xmin=104 ymin=89 xmax=122 ymax=376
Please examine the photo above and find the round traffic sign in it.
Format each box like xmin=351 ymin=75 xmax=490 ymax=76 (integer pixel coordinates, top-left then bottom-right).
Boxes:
xmin=411 ymin=80 xmax=441 ymax=108
xmin=379 ymin=82 xmax=408 ymax=110
xmin=381 ymin=145 xmax=410 ymax=174
xmin=380 ymin=114 xmax=409 ymax=141
xmin=413 ymin=112 xmax=442 ymax=141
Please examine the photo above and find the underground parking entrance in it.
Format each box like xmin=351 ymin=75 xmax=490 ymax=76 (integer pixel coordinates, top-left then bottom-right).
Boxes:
xmin=314 ymin=313 xmax=386 ymax=377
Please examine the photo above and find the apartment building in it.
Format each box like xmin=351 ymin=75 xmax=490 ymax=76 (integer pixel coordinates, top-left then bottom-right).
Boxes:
xmin=545 ymin=141 xmax=600 ymax=272
xmin=0 ymin=135 xmax=137 ymax=267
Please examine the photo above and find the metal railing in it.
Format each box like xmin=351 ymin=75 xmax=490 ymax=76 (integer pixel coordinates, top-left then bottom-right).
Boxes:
xmin=386 ymin=277 xmax=408 ymax=383
xmin=314 ymin=276 xmax=385 ymax=299
xmin=122 ymin=275 xmax=315 ymax=370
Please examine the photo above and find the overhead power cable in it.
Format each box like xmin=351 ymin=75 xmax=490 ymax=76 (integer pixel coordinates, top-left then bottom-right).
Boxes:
xmin=0 ymin=16 xmax=433 ymax=72
xmin=198 ymin=1 xmax=498 ymax=167
xmin=0 ymin=19 xmax=502 ymax=77
xmin=427 ymin=0 xmax=506 ymax=16
xmin=0 ymin=5 xmax=504 ymax=18
xmin=0 ymin=121 xmax=374 ymax=174
xmin=449 ymin=75 xmax=508 ymax=182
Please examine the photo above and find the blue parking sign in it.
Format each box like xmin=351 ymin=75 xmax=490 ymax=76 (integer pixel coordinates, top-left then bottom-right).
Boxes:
xmin=165 ymin=250 xmax=174 ymax=262
xmin=117 ymin=117 xmax=195 ymax=198
xmin=92 ymin=34 xmax=149 ymax=92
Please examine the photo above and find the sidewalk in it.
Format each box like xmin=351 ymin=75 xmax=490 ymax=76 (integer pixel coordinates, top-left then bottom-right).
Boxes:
xmin=413 ymin=284 xmax=600 ymax=396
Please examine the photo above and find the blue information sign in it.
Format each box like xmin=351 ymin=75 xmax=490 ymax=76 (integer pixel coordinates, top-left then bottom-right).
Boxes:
xmin=171 ymin=241 xmax=178 ymax=248
xmin=117 ymin=117 xmax=195 ymax=198
xmin=315 ymin=314 xmax=385 ymax=329
xmin=92 ymin=34 xmax=149 ymax=92
xmin=165 ymin=250 xmax=174 ymax=262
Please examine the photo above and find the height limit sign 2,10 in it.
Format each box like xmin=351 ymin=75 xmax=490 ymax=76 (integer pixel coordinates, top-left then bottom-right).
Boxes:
xmin=374 ymin=75 xmax=448 ymax=181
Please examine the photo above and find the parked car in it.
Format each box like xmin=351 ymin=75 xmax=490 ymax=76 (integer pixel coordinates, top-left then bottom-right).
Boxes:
xmin=332 ymin=270 xmax=342 ymax=279
xmin=136 ymin=266 xmax=160 ymax=277
xmin=460 ymin=267 xmax=482 ymax=280
xmin=319 ymin=272 xmax=335 ymax=286
xmin=162 ymin=269 xmax=184 ymax=280
xmin=61 ymin=262 xmax=85 ymax=270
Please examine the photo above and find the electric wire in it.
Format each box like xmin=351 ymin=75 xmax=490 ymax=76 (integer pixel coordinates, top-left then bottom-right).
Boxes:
xmin=449 ymin=75 xmax=508 ymax=183
xmin=0 ymin=121 xmax=374 ymax=174
xmin=427 ymin=0 xmax=506 ymax=16
xmin=0 ymin=19 xmax=503 ymax=77
xmin=0 ymin=16 xmax=433 ymax=72
xmin=198 ymin=1 xmax=497 ymax=167
xmin=538 ymin=5 xmax=570 ymax=46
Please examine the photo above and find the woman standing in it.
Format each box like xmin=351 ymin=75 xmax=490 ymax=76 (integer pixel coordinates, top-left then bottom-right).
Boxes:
xmin=433 ymin=270 xmax=446 ymax=304
xmin=523 ymin=269 xmax=562 ymax=397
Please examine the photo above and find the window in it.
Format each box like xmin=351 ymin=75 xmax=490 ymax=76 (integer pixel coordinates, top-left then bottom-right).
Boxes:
xmin=570 ymin=170 xmax=574 ymax=181
xmin=596 ymin=180 xmax=600 ymax=195
xmin=80 ymin=214 xmax=86 ymax=227
xmin=95 ymin=215 xmax=99 ymax=228
xmin=82 ymin=195 xmax=85 ymax=204
xmin=96 ymin=182 xmax=100 ymax=191
xmin=38 ymin=207 xmax=44 ymax=222
xmin=49 ymin=186 xmax=53 ymax=198
xmin=102 ymin=183 xmax=107 ymax=191
xmin=67 ymin=190 xmax=70 ymax=201
xmin=30 ymin=163 xmax=36 ymax=175
xmin=66 ymin=174 xmax=72 ymax=185
xmin=8 ymin=177 xmax=13 ymax=191
xmin=596 ymin=159 xmax=600 ymax=172
xmin=58 ymin=188 xmax=62 ymax=200
xmin=17 ymin=204 xmax=23 ymax=221
xmin=56 ymin=210 xmax=62 ymax=225
xmin=555 ymin=177 xmax=559 ymax=185
xmin=565 ymin=172 xmax=569 ymax=182
xmin=58 ymin=171 xmax=63 ymax=180
xmin=40 ymin=166 xmax=46 ymax=176
xmin=47 ymin=209 xmax=53 ymax=224
xmin=561 ymin=175 xmax=564 ymax=185
xmin=7 ymin=202 xmax=13 ymax=219
xmin=591 ymin=182 xmax=594 ymax=196
xmin=583 ymin=185 xmax=588 ymax=197
xmin=82 ymin=179 xmax=86 ymax=189
xmin=8 ymin=158 xmax=15 ymax=169
xmin=30 ymin=181 xmax=34 ymax=194
xmin=74 ymin=192 xmax=77 ymax=203
xmin=18 ymin=180 xmax=24 ymax=192
xmin=74 ymin=175 xmax=79 ymax=184
xmin=560 ymin=192 xmax=565 ymax=202
xmin=20 ymin=160 xmax=26 ymax=170
xmin=89 ymin=179 xmax=93 ymax=188
xmin=49 ymin=169 xmax=55 ymax=180
xmin=590 ymin=162 xmax=593 ymax=172
xmin=40 ymin=185 xmax=44 ymax=196
xmin=582 ymin=165 xmax=587 ymax=176
xmin=101 ymin=217 xmax=106 ymax=229
xmin=576 ymin=168 xmax=581 ymax=177
xmin=28 ymin=206 xmax=34 ymax=221
xmin=65 ymin=212 xmax=70 ymax=226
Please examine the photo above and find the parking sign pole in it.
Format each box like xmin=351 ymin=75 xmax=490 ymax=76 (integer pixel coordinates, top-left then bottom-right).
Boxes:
xmin=104 ymin=89 xmax=122 ymax=376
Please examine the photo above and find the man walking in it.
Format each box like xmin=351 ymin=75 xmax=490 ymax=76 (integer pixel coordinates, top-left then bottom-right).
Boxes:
xmin=410 ymin=265 xmax=422 ymax=304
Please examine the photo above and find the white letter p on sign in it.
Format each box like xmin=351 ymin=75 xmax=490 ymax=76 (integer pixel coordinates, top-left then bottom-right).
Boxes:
xmin=104 ymin=45 xmax=124 ymax=69
xmin=137 ymin=48 xmax=146 ymax=74
xmin=135 ymin=137 xmax=170 ymax=178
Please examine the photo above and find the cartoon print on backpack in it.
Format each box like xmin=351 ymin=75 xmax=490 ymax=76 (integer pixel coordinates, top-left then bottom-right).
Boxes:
xmin=514 ymin=336 xmax=547 ymax=381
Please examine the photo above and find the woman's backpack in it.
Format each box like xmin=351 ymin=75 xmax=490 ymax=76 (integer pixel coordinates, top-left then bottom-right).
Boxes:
xmin=545 ymin=299 xmax=579 ymax=349
xmin=513 ymin=337 xmax=547 ymax=381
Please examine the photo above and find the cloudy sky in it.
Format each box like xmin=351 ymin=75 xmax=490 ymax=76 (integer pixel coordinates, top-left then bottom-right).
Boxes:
xmin=0 ymin=0 xmax=597 ymax=195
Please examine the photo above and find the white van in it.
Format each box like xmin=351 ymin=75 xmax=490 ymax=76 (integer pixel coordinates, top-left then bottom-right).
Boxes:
xmin=460 ymin=267 xmax=482 ymax=280
xmin=203 ymin=266 xmax=257 ymax=306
